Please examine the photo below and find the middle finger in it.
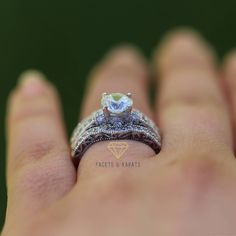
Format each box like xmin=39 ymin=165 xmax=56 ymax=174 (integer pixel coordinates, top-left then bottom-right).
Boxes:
xmin=74 ymin=46 xmax=156 ymax=185
xmin=154 ymin=30 xmax=233 ymax=159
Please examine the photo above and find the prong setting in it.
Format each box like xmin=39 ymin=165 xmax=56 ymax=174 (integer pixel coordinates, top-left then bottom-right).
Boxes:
xmin=127 ymin=92 xmax=132 ymax=98
xmin=103 ymin=106 xmax=110 ymax=117
xmin=127 ymin=106 xmax=132 ymax=113
xmin=101 ymin=92 xmax=133 ymax=117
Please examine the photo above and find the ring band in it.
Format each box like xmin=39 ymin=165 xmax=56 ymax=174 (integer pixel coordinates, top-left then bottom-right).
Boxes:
xmin=71 ymin=92 xmax=161 ymax=163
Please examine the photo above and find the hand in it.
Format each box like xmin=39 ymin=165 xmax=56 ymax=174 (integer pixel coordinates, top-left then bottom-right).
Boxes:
xmin=3 ymin=29 xmax=236 ymax=236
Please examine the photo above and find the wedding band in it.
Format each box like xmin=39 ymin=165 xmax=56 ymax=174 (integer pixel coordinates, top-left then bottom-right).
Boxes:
xmin=71 ymin=92 xmax=161 ymax=163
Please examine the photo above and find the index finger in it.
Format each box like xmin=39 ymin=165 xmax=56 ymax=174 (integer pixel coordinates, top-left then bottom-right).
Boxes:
xmin=6 ymin=71 xmax=76 ymax=219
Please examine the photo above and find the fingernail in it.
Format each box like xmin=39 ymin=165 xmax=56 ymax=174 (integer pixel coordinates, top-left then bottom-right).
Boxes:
xmin=18 ymin=70 xmax=47 ymax=96
xmin=104 ymin=44 xmax=146 ymax=66
xmin=154 ymin=28 xmax=216 ymax=73
xmin=160 ymin=30 xmax=207 ymax=55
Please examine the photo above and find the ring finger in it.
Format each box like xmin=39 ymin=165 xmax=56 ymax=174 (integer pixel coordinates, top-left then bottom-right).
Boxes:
xmin=74 ymin=46 xmax=156 ymax=185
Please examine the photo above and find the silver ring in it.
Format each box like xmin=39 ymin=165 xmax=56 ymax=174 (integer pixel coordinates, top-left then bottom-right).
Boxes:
xmin=71 ymin=92 xmax=161 ymax=163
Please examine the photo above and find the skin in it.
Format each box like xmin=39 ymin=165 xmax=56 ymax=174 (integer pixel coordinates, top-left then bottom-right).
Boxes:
xmin=2 ymin=29 xmax=236 ymax=235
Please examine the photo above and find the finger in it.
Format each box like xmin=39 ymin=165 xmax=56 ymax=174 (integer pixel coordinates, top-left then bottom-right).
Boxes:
xmin=6 ymin=71 xmax=76 ymax=218
xmin=75 ymin=46 xmax=155 ymax=184
xmin=154 ymin=29 xmax=233 ymax=158
xmin=222 ymin=51 xmax=236 ymax=153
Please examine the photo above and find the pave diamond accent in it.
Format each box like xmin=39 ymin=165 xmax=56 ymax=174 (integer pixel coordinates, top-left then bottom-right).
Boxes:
xmin=101 ymin=93 xmax=133 ymax=114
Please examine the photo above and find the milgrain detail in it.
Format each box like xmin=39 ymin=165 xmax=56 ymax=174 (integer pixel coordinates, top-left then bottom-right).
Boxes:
xmin=71 ymin=109 xmax=161 ymax=165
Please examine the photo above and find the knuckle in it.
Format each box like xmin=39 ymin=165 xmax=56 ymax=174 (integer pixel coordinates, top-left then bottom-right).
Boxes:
xmin=9 ymin=141 xmax=74 ymax=196
xmin=159 ymin=73 xmax=225 ymax=113
xmin=13 ymin=158 xmax=74 ymax=197
xmin=13 ymin=140 xmax=59 ymax=166
xmin=94 ymin=170 xmax=138 ymax=205
xmin=166 ymin=155 xmax=226 ymax=190
xmin=11 ymin=101 xmax=57 ymax=124
xmin=9 ymin=86 xmax=60 ymax=124
xmin=159 ymin=92 xmax=224 ymax=114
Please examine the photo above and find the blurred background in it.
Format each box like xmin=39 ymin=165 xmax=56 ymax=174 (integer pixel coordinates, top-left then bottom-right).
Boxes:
xmin=1 ymin=0 xmax=236 ymax=229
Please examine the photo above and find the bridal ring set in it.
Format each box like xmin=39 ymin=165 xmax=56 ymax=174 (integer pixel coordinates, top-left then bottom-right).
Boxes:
xmin=71 ymin=92 xmax=162 ymax=163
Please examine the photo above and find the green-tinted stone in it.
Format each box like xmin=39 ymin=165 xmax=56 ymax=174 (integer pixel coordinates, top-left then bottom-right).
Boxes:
xmin=101 ymin=92 xmax=133 ymax=114
xmin=111 ymin=93 xmax=122 ymax=101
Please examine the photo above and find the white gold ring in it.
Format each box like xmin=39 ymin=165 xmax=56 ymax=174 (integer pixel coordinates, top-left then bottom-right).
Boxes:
xmin=71 ymin=92 xmax=161 ymax=163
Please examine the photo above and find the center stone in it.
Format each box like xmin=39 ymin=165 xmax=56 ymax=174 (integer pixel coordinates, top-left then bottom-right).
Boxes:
xmin=101 ymin=93 xmax=133 ymax=114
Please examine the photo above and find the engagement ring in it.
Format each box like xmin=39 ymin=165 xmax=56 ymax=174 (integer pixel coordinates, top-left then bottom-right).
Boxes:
xmin=71 ymin=92 xmax=161 ymax=163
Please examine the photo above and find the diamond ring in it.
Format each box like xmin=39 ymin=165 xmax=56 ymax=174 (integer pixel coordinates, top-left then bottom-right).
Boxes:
xmin=71 ymin=93 xmax=161 ymax=163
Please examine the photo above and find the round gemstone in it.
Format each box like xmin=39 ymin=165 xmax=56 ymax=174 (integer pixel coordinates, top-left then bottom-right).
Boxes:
xmin=101 ymin=93 xmax=133 ymax=114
